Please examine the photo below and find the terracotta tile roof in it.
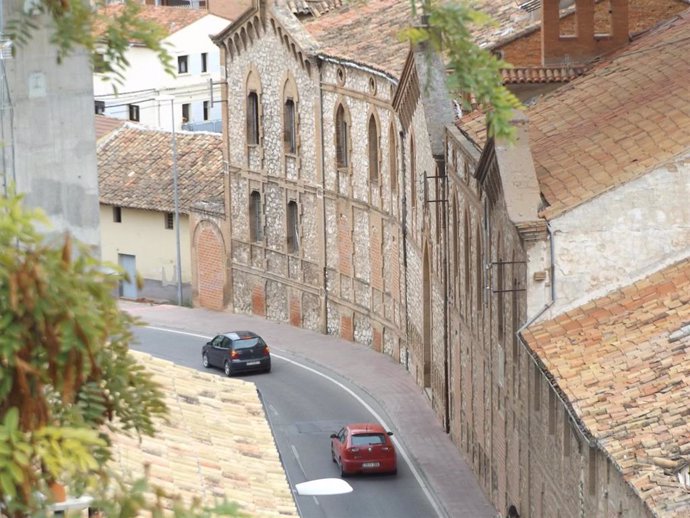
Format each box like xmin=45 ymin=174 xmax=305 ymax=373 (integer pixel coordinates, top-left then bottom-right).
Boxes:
xmin=299 ymin=0 xmax=536 ymax=77
xmin=529 ymin=9 xmax=690 ymax=219
xmin=97 ymin=124 xmax=224 ymax=214
xmin=94 ymin=114 xmax=125 ymax=141
xmin=95 ymin=4 xmax=208 ymax=38
xmin=280 ymin=0 xmax=344 ymax=17
xmin=523 ymin=258 xmax=690 ymax=517
xmin=110 ymin=352 xmax=298 ymax=516
xmin=500 ymin=65 xmax=588 ymax=84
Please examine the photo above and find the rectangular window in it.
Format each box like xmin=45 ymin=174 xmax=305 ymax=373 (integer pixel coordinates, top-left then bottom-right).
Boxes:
xmin=249 ymin=191 xmax=262 ymax=242
xmin=287 ymin=201 xmax=299 ymax=254
xmin=113 ymin=206 xmax=122 ymax=223
xmin=563 ymin=410 xmax=571 ymax=458
xmin=165 ymin=212 xmax=174 ymax=230
xmin=128 ymin=104 xmax=139 ymax=122
xmin=95 ymin=100 xmax=105 ymax=115
xmin=246 ymin=91 xmax=259 ymax=146
xmin=201 ymin=52 xmax=208 ymax=73
xmin=589 ymin=448 xmax=597 ymax=496
xmin=177 ymin=55 xmax=188 ymax=74
xmin=182 ymin=103 xmax=190 ymax=123
xmin=203 ymin=101 xmax=210 ymax=121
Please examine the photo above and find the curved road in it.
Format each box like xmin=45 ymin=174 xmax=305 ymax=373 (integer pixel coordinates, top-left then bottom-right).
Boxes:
xmin=131 ymin=326 xmax=439 ymax=518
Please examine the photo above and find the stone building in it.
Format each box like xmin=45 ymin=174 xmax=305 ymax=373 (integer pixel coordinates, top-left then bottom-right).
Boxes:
xmin=190 ymin=0 xmax=690 ymax=516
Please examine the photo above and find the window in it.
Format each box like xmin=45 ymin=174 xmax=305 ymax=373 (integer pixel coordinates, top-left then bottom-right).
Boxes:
xmin=182 ymin=103 xmax=190 ymax=123
xmin=246 ymin=91 xmax=259 ymax=145
xmin=203 ymin=101 xmax=210 ymax=121
xmin=201 ymin=52 xmax=208 ymax=73
xmin=113 ymin=206 xmax=122 ymax=223
xmin=410 ymin=136 xmax=416 ymax=209
xmin=95 ymin=100 xmax=105 ymax=115
xmin=389 ymin=123 xmax=397 ymax=192
xmin=128 ymin=104 xmax=139 ymax=122
xmin=368 ymin=115 xmax=379 ymax=183
xmin=287 ymin=200 xmax=299 ymax=254
xmin=249 ymin=191 xmax=262 ymax=242
xmin=94 ymin=52 xmax=107 ymax=73
xmin=335 ymin=104 xmax=349 ymax=169
xmin=177 ymin=55 xmax=188 ymax=74
xmin=165 ymin=212 xmax=174 ymax=230
xmin=284 ymin=98 xmax=296 ymax=154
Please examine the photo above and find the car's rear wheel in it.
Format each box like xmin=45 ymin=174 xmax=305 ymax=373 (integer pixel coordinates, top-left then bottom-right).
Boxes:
xmin=224 ymin=361 xmax=232 ymax=377
xmin=202 ymin=353 xmax=209 ymax=368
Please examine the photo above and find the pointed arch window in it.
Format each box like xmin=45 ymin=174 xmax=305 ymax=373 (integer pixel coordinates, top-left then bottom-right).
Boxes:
xmin=410 ymin=136 xmax=416 ymax=209
xmin=246 ymin=91 xmax=260 ymax=145
xmin=368 ymin=115 xmax=379 ymax=183
xmin=335 ymin=104 xmax=350 ymax=170
xmin=284 ymin=98 xmax=297 ymax=154
xmin=389 ymin=123 xmax=397 ymax=192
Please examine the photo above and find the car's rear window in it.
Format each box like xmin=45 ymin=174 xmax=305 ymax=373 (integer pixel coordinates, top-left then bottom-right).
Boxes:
xmin=351 ymin=433 xmax=386 ymax=446
xmin=233 ymin=337 xmax=262 ymax=349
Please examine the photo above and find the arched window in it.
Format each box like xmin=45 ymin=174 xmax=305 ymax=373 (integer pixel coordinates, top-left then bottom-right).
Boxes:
xmin=476 ymin=223 xmax=483 ymax=309
xmin=284 ymin=98 xmax=297 ymax=154
xmin=249 ymin=191 xmax=262 ymax=242
xmin=335 ymin=104 xmax=349 ymax=170
xmin=389 ymin=123 xmax=397 ymax=192
xmin=368 ymin=115 xmax=379 ymax=183
xmin=410 ymin=135 xmax=416 ymax=209
xmin=464 ymin=211 xmax=470 ymax=315
xmin=497 ymin=238 xmax=504 ymax=342
xmin=287 ymin=200 xmax=299 ymax=253
xmin=246 ymin=91 xmax=259 ymax=145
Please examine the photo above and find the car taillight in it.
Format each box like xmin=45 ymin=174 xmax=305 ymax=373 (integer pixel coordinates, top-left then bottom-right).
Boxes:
xmin=230 ymin=350 xmax=239 ymax=359
xmin=347 ymin=447 xmax=359 ymax=454
xmin=263 ymin=345 xmax=270 ymax=355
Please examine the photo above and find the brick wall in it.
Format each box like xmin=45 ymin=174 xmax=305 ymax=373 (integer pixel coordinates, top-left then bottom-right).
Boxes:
xmin=194 ymin=220 xmax=226 ymax=311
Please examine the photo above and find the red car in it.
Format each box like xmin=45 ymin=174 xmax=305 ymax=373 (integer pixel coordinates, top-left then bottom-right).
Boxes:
xmin=330 ymin=423 xmax=397 ymax=477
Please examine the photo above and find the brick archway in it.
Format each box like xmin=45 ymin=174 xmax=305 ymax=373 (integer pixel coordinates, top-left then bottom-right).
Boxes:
xmin=194 ymin=220 xmax=226 ymax=310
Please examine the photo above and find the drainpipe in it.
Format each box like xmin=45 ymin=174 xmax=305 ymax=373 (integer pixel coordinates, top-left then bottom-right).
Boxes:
xmin=400 ymin=129 xmax=409 ymax=370
xmin=442 ymin=157 xmax=450 ymax=433
xmin=318 ymin=58 xmax=329 ymax=335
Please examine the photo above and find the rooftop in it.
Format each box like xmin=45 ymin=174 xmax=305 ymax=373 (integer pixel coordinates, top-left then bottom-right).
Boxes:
xmin=523 ymin=257 xmax=690 ymax=517
xmin=97 ymin=124 xmax=224 ymax=214
xmin=110 ymin=351 xmax=298 ymax=516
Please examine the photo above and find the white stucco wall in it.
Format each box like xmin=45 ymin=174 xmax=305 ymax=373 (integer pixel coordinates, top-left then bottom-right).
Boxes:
xmin=544 ymin=153 xmax=690 ymax=319
xmin=93 ymin=14 xmax=229 ymax=130
xmin=100 ymin=205 xmax=191 ymax=283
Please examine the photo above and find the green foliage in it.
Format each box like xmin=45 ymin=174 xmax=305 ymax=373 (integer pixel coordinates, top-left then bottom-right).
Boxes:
xmin=4 ymin=0 xmax=173 ymax=85
xmin=403 ymin=0 xmax=523 ymax=141
xmin=0 ymin=192 xmax=240 ymax=517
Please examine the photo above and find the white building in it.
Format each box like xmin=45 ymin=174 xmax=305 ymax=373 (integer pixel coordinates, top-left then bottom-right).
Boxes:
xmin=93 ymin=4 xmax=230 ymax=132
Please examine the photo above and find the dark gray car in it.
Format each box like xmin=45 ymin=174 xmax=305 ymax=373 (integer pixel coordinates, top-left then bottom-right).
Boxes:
xmin=202 ymin=331 xmax=271 ymax=376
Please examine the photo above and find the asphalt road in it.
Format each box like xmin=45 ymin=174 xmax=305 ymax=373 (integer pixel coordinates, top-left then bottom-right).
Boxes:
xmin=131 ymin=325 xmax=439 ymax=518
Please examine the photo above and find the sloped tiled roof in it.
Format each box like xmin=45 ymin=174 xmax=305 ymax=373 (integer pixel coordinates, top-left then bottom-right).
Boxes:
xmin=500 ymin=65 xmax=587 ymax=84
xmin=94 ymin=114 xmax=125 ymax=141
xmin=110 ymin=352 xmax=298 ymax=516
xmin=523 ymin=258 xmax=690 ymax=517
xmin=281 ymin=0 xmax=344 ymax=17
xmin=95 ymin=4 xmax=208 ymax=38
xmin=299 ymin=0 xmax=538 ymax=78
xmin=528 ymin=9 xmax=690 ymax=219
xmin=97 ymin=124 xmax=224 ymax=214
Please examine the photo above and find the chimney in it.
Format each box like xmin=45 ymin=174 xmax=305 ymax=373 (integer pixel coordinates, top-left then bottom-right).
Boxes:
xmin=541 ymin=0 xmax=629 ymax=66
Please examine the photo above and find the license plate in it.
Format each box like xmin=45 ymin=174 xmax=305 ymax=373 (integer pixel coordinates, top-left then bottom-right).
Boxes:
xmin=246 ymin=361 xmax=260 ymax=366
xmin=362 ymin=462 xmax=380 ymax=468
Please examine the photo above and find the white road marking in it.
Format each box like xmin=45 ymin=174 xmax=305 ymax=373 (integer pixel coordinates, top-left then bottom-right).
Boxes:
xmin=142 ymin=324 xmax=443 ymax=518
